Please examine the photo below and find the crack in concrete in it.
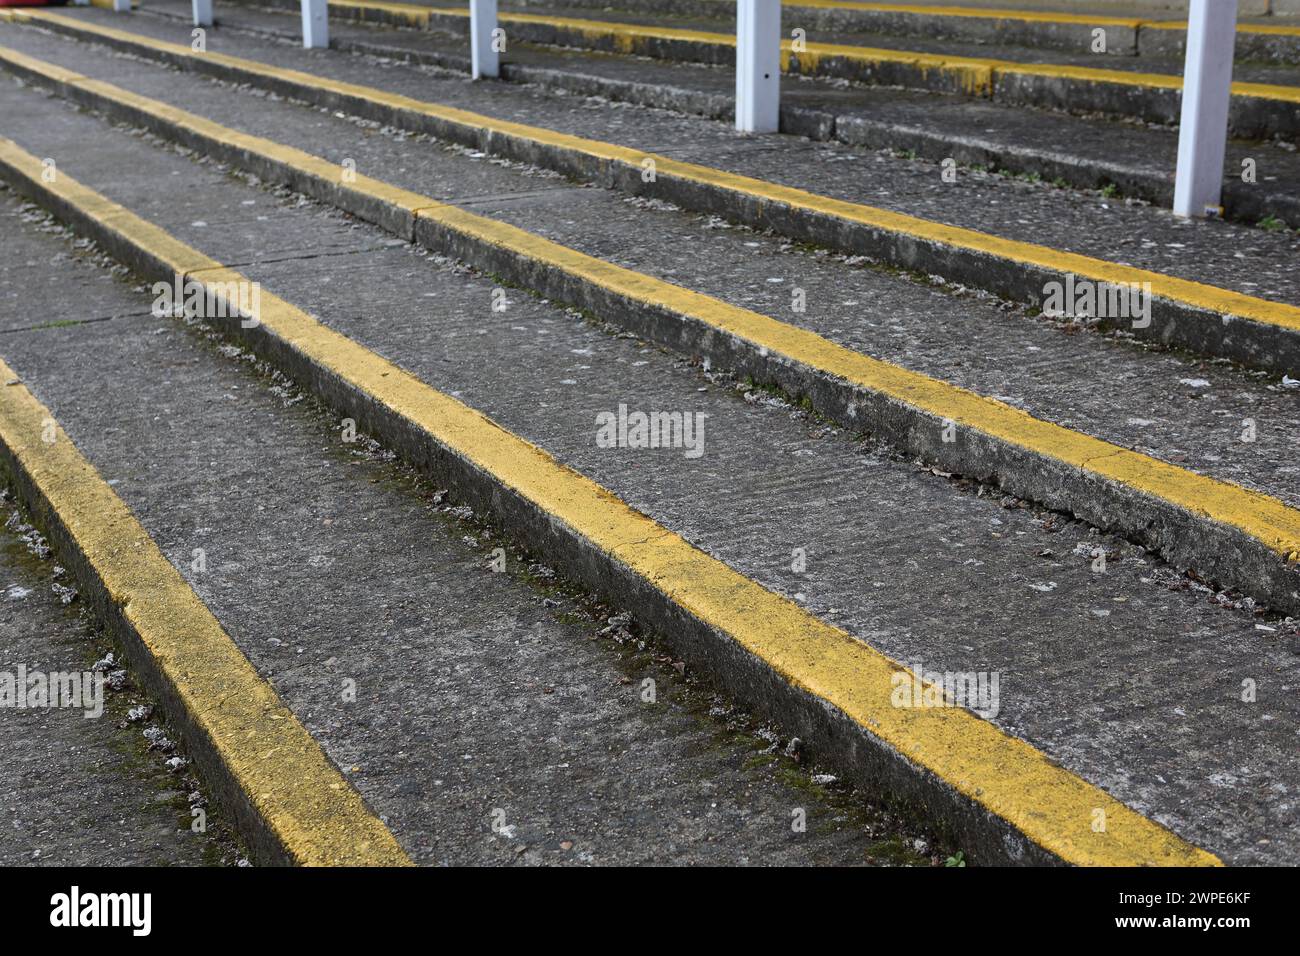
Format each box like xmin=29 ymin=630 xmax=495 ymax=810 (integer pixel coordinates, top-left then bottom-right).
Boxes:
xmin=0 ymin=310 xmax=156 ymax=335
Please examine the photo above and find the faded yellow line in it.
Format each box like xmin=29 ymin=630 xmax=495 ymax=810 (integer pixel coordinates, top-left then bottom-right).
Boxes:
xmin=12 ymin=9 xmax=1300 ymax=339
xmin=1145 ymin=17 xmax=1300 ymax=39
xmin=1004 ymin=59 xmax=1300 ymax=103
xmin=785 ymin=1 xmax=1144 ymax=29
xmin=1001 ymin=59 xmax=1182 ymax=90
xmin=4 ymin=39 xmax=1300 ymax=572
xmin=0 ymin=335 xmax=410 ymax=867
xmin=0 ymin=134 xmax=1218 ymax=867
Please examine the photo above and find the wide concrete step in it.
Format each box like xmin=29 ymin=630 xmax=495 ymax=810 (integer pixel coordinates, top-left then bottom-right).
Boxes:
xmin=0 ymin=35 xmax=1294 ymax=865
xmin=121 ymin=0 xmax=1300 ymax=231
xmin=0 ymin=484 xmax=237 ymax=865
xmin=205 ymin=0 xmax=1300 ymax=137
xmin=6 ymin=10 xmax=1300 ymax=612
xmin=0 ymin=182 xmax=944 ymax=867
xmin=10 ymin=9 xmax=1300 ymax=361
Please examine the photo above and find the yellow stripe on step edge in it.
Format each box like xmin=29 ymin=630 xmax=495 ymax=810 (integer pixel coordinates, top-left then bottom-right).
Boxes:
xmin=13 ymin=7 xmax=1300 ymax=342
xmin=0 ymin=133 xmax=1219 ymax=867
xmin=3 ymin=38 xmax=1300 ymax=576
xmin=0 ymin=347 xmax=411 ymax=866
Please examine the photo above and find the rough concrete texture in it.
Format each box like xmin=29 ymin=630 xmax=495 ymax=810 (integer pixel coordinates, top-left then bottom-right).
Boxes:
xmin=442 ymin=4 xmax=1300 ymax=86
xmin=0 ymin=187 xmax=952 ymax=866
xmin=7 ymin=32 xmax=1300 ymax=609
xmin=1 ymin=79 xmax=1296 ymax=864
xmin=495 ymin=0 xmax=1300 ymax=64
xmin=506 ymin=0 xmax=1290 ymax=16
xmin=0 ymin=484 xmax=237 ymax=866
xmin=500 ymin=0 xmax=1145 ymax=58
xmin=15 ymin=16 xmax=1300 ymax=400
xmin=132 ymin=0 xmax=1300 ymax=232
xmin=37 ymin=9 xmax=1300 ymax=304
xmin=214 ymin=0 xmax=1300 ymax=137
xmin=141 ymin=0 xmax=1300 ymax=227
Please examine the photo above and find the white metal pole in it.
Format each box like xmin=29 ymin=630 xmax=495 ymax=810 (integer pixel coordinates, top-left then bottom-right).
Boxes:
xmin=471 ymin=0 xmax=500 ymax=80
xmin=301 ymin=0 xmax=329 ymax=49
xmin=112 ymin=0 xmax=131 ymax=11
xmin=193 ymin=0 xmax=213 ymax=28
xmin=735 ymin=0 xmax=781 ymax=133
xmin=1172 ymin=0 xmax=1238 ymax=218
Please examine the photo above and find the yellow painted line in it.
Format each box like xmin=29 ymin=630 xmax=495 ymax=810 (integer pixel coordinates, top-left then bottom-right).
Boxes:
xmin=13 ymin=8 xmax=1300 ymax=341
xmin=998 ymin=59 xmax=1182 ymax=90
xmin=1233 ymin=78 xmax=1300 ymax=105
xmin=784 ymin=1 xmax=1144 ymax=29
xmin=0 ymin=134 xmax=1219 ymax=867
xmin=1145 ymin=18 xmax=1300 ymax=39
xmin=1231 ymin=23 xmax=1300 ymax=39
xmin=394 ymin=4 xmax=1300 ymax=103
xmin=0 ymin=334 xmax=410 ymax=868
xmin=1003 ymin=59 xmax=1300 ymax=103
xmin=5 ymin=41 xmax=1300 ymax=569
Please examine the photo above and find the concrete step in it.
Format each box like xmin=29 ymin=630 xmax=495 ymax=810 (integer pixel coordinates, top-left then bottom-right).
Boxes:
xmin=0 ymin=184 xmax=947 ymax=867
xmin=5 ymin=15 xmax=1300 ymax=617
xmin=0 ymin=481 xmax=239 ymax=865
xmin=125 ymin=1 xmax=1300 ymax=230
xmin=0 ymin=35 xmax=1295 ymax=865
xmin=10 ymin=9 xmax=1300 ymax=367
xmin=206 ymin=0 xmax=1300 ymax=137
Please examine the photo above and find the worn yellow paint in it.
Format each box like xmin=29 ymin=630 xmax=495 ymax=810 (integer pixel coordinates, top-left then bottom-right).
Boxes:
xmin=0 ymin=262 xmax=410 ymax=867
xmin=0 ymin=133 xmax=1219 ymax=867
xmin=1232 ymin=78 xmax=1300 ymax=104
xmin=1144 ymin=17 xmax=1300 ymax=39
xmin=5 ymin=38 xmax=1300 ymax=567
xmin=1002 ymin=60 xmax=1183 ymax=90
xmin=1005 ymin=60 xmax=1300 ymax=102
xmin=10 ymin=11 xmax=1300 ymax=340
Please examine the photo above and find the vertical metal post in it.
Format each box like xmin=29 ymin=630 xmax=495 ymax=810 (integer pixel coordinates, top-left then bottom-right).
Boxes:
xmin=471 ymin=0 xmax=500 ymax=80
xmin=301 ymin=0 xmax=329 ymax=50
xmin=193 ymin=0 xmax=214 ymax=28
xmin=735 ymin=0 xmax=781 ymax=133
xmin=1173 ymin=0 xmax=1238 ymax=218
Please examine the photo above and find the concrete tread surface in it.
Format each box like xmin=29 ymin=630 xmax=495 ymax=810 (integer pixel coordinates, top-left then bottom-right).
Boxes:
xmin=0 ymin=74 xmax=1295 ymax=864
